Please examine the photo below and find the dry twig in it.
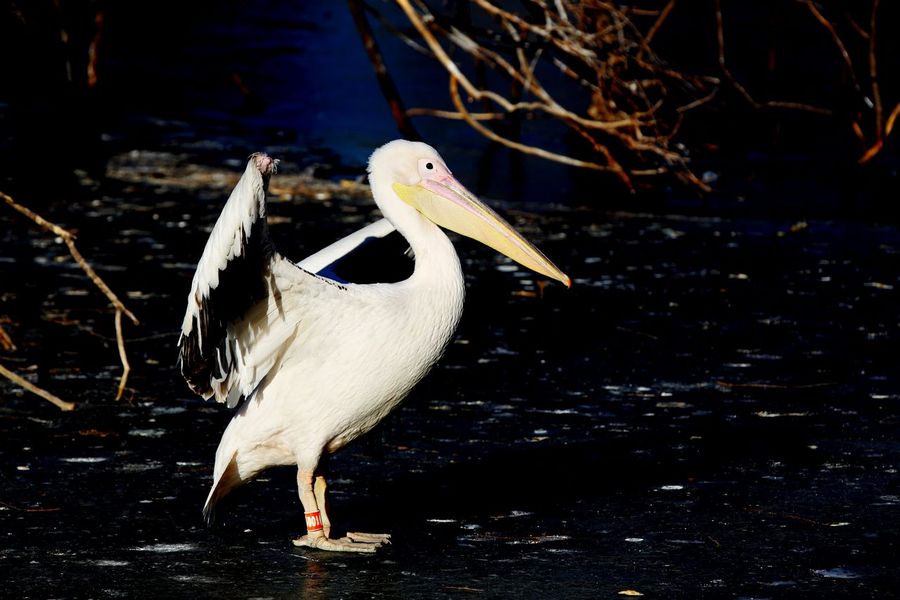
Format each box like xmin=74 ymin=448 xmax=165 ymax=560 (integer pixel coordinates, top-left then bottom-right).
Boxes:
xmin=1 ymin=190 xmax=139 ymax=403
xmin=114 ymin=309 xmax=130 ymax=401
xmin=0 ymin=323 xmax=15 ymax=351
xmin=868 ymin=0 xmax=882 ymax=139
xmin=791 ymin=0 xmax=894 ymax=163
xmin=0 ymin=362 xmax=75 ymax=411
xmin=715 ymin=0 xmax=832 ymax=117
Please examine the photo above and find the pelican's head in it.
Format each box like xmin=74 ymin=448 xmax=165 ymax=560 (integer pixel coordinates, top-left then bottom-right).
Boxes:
xmin=368 ymin=140 xmax=571 ymax=287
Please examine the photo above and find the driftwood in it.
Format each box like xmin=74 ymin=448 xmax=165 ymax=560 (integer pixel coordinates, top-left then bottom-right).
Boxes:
xmin=1 ymin=190 xmax=138 ymax=408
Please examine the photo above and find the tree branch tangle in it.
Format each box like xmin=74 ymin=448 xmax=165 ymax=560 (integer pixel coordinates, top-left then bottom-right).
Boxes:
xmin=383 ymin=0 xmax=719 ymax=191
xmin=357 ymin=1 xmax=896 ymax=189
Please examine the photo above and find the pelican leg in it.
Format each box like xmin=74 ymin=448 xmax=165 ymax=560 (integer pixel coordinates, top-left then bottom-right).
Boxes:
xmin=291 ymin=469 xmax=389 ymax=553
xmin=313 ymin=474 xmax=331 ymax=539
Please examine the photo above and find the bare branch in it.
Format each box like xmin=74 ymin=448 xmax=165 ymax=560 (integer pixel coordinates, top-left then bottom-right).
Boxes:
xmin=0 ymin=324 xmax=15 ymax=351
xmin=716 ymin=0 xmax=832 ymax=116
xmin=348 ymin=0 xmax=420 ymax=140
xmin=1 ymin=191 xmax=139 ymax=325
xmin=114 ymin=309 xmax=131 ymax=401
xmin=869 ymin=0 xmax=882 ymax=139
xmin=0 ymin=362 xmax=75 ymax=411
xmin=449 ymin=76 xmax=613 ymax=172
xmin=406 ymin=108 xmax=504 ymax=120
xmin=886 ymin=102 xmax=900 ymax=137
xmin=798 ymin=0 xmax=860 ymax=92
xmin=641 ymin=0 xmax=675 ymax=53
xmin=2 ymin=190 xmax=139 ymax=401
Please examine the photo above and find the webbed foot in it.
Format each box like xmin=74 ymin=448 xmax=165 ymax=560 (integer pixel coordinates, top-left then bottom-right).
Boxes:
xmin=346 ymin=531 xmax=391 ymax=545
xmin=292 ymin=533 xmax=389 ymax=553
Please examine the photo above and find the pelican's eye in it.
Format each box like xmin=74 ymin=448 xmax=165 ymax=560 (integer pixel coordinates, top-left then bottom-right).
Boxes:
xmin=418 ymin=157 xmax=444 ymax=180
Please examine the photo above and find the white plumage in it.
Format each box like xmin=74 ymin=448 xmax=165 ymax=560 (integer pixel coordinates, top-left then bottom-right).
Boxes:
xmin=178 ymin=141 xmax=569 ymax=552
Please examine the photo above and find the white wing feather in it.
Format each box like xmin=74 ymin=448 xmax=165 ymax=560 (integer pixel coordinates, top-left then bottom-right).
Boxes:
xmin=180 ymin=155 xmax=272 ymax=341
xmin=297 ymin=218 xmax=395 ymax=273
xmin=178 ymin=154 xmax=310 ymax=406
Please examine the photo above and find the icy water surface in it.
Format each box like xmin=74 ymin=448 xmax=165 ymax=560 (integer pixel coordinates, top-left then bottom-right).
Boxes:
xmin=1 ymin=160 xmax=898 ymax=598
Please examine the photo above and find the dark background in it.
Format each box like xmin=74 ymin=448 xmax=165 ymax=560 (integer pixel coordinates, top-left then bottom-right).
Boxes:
xmin=2 ymin=1 xmax=898 ymax=215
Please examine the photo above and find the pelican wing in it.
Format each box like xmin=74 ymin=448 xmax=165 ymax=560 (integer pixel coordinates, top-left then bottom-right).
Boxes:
xmin=298 ymin=218 xmax=395 ymax=274
xmin=298 ymin=218 xmax=415 ymax=284
xmin=178 ymin=154 xmax=309 ymax=407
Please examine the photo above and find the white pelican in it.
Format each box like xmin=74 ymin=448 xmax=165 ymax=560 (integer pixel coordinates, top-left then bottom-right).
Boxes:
xmin=178 ymin=140 xmax=569 ymax=553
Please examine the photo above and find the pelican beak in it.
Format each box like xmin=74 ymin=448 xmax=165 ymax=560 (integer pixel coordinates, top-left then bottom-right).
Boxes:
xmin=393 ymin=177 xmax=571 ymax=287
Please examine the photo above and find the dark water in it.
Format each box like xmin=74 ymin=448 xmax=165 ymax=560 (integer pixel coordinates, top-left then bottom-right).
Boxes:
xmin=1 ymin=2 xmax=899 ymax=598
xmin=2 ymin=170 xmax=899 ymax=597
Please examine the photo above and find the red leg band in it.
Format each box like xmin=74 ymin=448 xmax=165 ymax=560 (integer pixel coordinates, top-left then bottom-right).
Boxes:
xmin=305 ymin=511 xmax=324 ymax=532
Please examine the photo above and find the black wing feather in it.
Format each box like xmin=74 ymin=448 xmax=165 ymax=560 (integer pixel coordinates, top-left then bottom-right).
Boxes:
xmin=177 ymin=154 xmax=277 ymax=399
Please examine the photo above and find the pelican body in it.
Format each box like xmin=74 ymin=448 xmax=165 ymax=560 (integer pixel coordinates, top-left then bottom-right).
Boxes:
xmin=178 ymin=140 xmax=569 ymax=552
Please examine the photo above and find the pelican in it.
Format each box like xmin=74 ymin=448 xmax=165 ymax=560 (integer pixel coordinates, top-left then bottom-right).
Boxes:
xmin=178 ymin=140 xmax=569 ymax=553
